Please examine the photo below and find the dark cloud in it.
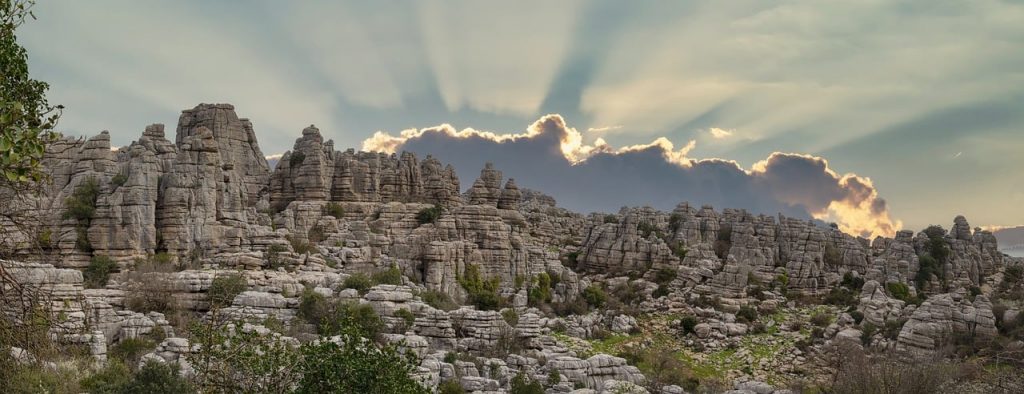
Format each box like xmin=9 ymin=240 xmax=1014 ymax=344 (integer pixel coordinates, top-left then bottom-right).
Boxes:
xmin=365 ymin=115 xmax=901 ymax=237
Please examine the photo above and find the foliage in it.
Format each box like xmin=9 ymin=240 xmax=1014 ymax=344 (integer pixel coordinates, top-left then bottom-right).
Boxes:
xmin=582 ymin=284 xmax=608 ymax=308
xmin=824 ymin=242 xmax=842 ymax=267
xmin=266 ymin=244 xmax=289 ymax=270
xmin=653 ymin=268 xmax=677 ymax=284
xmin=547 ymin=369 xmax=561 ymax=386
xmin=886 ymin=282 xmax=922 ymax=305
xmin=296 ymin=336 xmax=428 ymax=394
xmin=324 ymin=202 xmax=345 ymax=219
xmin=824 ymin=287 xmax=859 ymax=308
xmin=84 ymin=254 xmax=117 ymax=288
xmin=109 ymin=336 xmax=159 ymax=370
xmin=563 ymin=250 xmax=580 ymax=270
xmin=603 ymin=214 xmax=619 ymax=224
xmin=395 ymin=308 xmax=416 ymax=329
xmin=416 ymin=205 xmax=444 ymax=225
xmin=861 ymin=322 xmax=877 ymax=346
xmin=618 ymin=346 xmax=700 ymax=390
xmin=1 ymin=0 xmax=62 ymax=185
xmin=736 ymin=305 xmax=759 ymax=324
xmin=458 ymin=264 xmax=502 ymax=311
xmin=287 ymin=235 xmax=314 ymax=255
xmin=297 ymin=288 xmax=383 ymax=338
xmin=438 ymin=379 xmax=465 ymax=394
xmin=668 ymin=213 xmax=684 ymax=233
xmin=810 ymin=312 xmax=832 ymax=327
xmin=637 ymin=222 xmax=663 ymax=239
xmin=110 ymin=171 xmax=128 ymax=188
xmin=372 ymin=266 xmax=403 ymax=286
xmin=840 ymin=272 xmax=865 ymax=290
xmin=680 ymin=315 xmax=699 ymax=335
xmin=829 ymin=344 xmax=957 ymax=394
xmin=80 ymin=360 xmax=132 ymax=394
xmin=122 ymin=361 xmax=194 ymax=394
xmin=63 ymin=177 xmax=100 ymax=251
xmin=189 ymin=320 xmax=303 ymax=393
xmin=208 ymin=272 xmax=247 ymax=309
xmin=420 ymin=289 xmax=458 ymax=311
xmin=528 ymin=272 xmax=552 ymax=306
xmin=849 ymin=310 xmax=865 ymax=325
xmin=502 ymin=308 xmax=519 ymax=326
xmin=343 ymin=273 xmax=374 ymax=293
xmin=289 ymin=151 xmax=305 ymax=167
xmin=307 ymin=224 xmax=326 ymax=244
xmin=509 ymin=372 xmax=544 ymax=394
xmin=915 ymin=254 xmax=943 ymax=290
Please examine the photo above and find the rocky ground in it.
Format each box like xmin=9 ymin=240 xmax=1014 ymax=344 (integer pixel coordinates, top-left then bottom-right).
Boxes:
xmin=2 ymin=103 xmax=1023 ymax=393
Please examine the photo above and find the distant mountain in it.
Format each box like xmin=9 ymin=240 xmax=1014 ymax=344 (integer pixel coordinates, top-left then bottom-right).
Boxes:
xmin=994 ymin=226 xmax=1024 ymax=257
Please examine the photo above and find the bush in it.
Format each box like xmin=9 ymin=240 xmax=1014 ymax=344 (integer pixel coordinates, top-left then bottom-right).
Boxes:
xmin=342 ymin=273 xmax=374 ymax=294
xmin=509 ymin=372 xmax=544 ymax=394
xmin=298 ymin=288 xmax=383 ymax=338
xmin=287 ymin=235 xmax=315 ymax=255
xmin=654 ymin=268 xmax=677 ymax=284
xmin=547 ymin=369 xmax=561 ymax=386
xmin=886 ymin=282 xmax=917 ymax=304
xmin=883 ymin=319 xmax=906 ymax=340
xmin=111 ymin=172 xmax=128 ymax=188
xmin=420 ymin=290 xmax=458 ymax=311
xmin=1005 ymin=265 xmax=1023 ymax=284
xmin=189 ymin=321 xmax=302 ymax=393
xmin=603 ymin=214 xmax=619 ymax=224
xmin=84 ymin=255 xmax=117 ymax=288
xmin=122 ymin=361 xmax=194 ymax=394
xmin=582 ymin=284 xmax=607 ymax=308
xmin=109 ymin=337 xmax=158 ymax=369
xmin=861 ymin=322 xmax=877 ymax=346
xmin=824 ymin=287 xmax=859 ymax=307
xmin=307 ymin=224 xmax=326 ymax=244
xmin=830 ymin=344 xmax=955 ymax=394
xmin=736 ymin=305 xmax=758 ymax=323
xmin=563 ymin=251 xmax=580 ymax=270
xmin=458 ymin=264 xmax=502 ymax=311
xmin=810 ymin=312 xmax=832 ymax=327
xmin=416 ymin=205 xmax=444 ymax=225
xmin=638 ymin=222 xmax=662 ymax=239
xmin=502 ymin=309 xmax=519 ymax=326
xmin=849 ymin=310 xmax=865 ymax=325
xmin=372 ymin=266 xmax=403 ymax=285
xmin=668 ymin=213 xmax=684 ymax=233
xmin=324 ymin=202 xmax=345 ymax=219
xmin=824 ymin=242 xmax=842 ymax=267
xmin=289 ymin=151 xmax=306 ymax=167
xmin=63 ymin=177 xmax=100 ymax=222
xmin=395 ymin=308 xmax=416 ymax=331
xmin=652 ymin=284 xmax=670 ymax=298
xmin=528 ymin=272 xmax=553 ymax=306
xmin=680 ymin=315 xmax=698 ymax=335
xmin=439 ymin=379 xmax=465 ymax=394
xmin=840 ymin=272 xmax=865 ymax=290
xmin=80 ymin=360 xmax=132 ymax=394
xmin=208 ymin=272 xmax=247 ymax=309
xmin=296 ymin=335 xmax=428 ymax=394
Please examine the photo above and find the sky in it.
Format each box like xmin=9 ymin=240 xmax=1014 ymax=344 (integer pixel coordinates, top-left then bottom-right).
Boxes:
xmin=18 ymin=0 xmax=1024 ymax=236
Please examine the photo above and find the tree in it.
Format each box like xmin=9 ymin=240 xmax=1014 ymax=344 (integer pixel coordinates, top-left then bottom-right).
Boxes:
xmin=296 ymin=337 xmax=428 ymax=394
xmin=1 ymin=0 xmax=62 ymax=185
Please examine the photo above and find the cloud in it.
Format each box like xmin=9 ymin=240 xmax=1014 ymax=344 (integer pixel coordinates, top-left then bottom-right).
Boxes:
xmin=364 ymin=115 xmax=901 ymax=238
xmin=587 ymin=125 xmax=623 ymax=133
xmin=709 ymin=127 xmax=735 ymax=139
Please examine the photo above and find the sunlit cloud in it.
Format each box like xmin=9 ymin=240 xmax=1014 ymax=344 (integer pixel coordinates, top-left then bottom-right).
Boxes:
xmin=708 ymin=127 xmax=734 ymax=139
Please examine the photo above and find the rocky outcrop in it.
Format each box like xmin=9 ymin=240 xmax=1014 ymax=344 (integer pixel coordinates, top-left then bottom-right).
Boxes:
xmin=897 ymin=292 xmax=998 ymax=353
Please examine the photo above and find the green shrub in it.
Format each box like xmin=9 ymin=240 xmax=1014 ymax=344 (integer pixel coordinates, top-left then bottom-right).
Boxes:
xmin=502 ymin=308 xmax=519 ymax=326
xmin=528 ymin=272 xmax=552 ymax=306
xmin=883 ymin=319 xmax=906 ymax=340
xmin=298 ymin=288 xmax=383 ymax=338
xmin=266 ymin=244 xmax=288 ymax=270
xmin=824 ymin=242 xmax=842 ymax=267
xmin=850 ymin=310 xmax=865 ymax=325
xmin=63 ymin=177 xmax=100 ymax=222
xmin=289 ymin=151 xmax=305 ymax=167
xmin=110 ymin=172 xmax=128 ymax=188
xmin=547 ymin=369 xmax=561 ymax=386
xmin=80 ymin=360 xmax=131 ymax=394
xmin=208 ymin=272 xmax=247 ymax=309
xmin=581 ymin=284 xmax=607 ymax=308
xmin=680 ymin=315 xmax=698 ymax=335
xmin=287 ymin=235 xmax=314 ymax=255
xmin=307 ymin=224 xmax=326 ymax=244
xmin=861 ymin=322 xmax=877 ymax=346
xmin=670 ymin=242 xmax=688 ymax=260
xmin=439 ymin=379 xmax=465 ymax=394
xmin=84 ymin=255 xmax=117 ymax=288
xmin=343 ymin=273 xmax=373 ymax=294
xmin=510 ymin=372 xmax=544 ymax=394
xmin=296 ymin=336 xmax=427 ymax=394
xmin=372 ymin=266 xmax=403 ymax=285
xmin=824 ymin=287 xmax=859 ymax=308
xmin=654 ymin=268 xmax=677 ymax=284
xmin=840 ymin=272 xmax=865 ymax=290
xmin=563 ymin=251 xmax=580 ymax=270
xmin=1004 ymin=265 xmax=1023 ymax=284
xmin=420 ymin=290 xmax=458 ymax=311
xmin=416 ymin=205 xmax=444 ymax=225
xmin=810 ymin=312 xmax=832 ymax=327
xmin=668 ymin=213 xmax=684 ymax=233
xmin=637 ymin=222 xmax=662 ymax=238
xmin=458 ymin=264 xmax=502 ymax=311
xmin=886 ymin=282 xmax=913 ymax=303
xmin=109 ymin=337 xmax=158 ymax=369
xmin=603 ymin=214 xmax=619 ymax=224
xmin=736 ymin=305 xmax=758 ymax=323
xmin=395 ymin=308 xmax=416 ymax=330
xmin=652 ymin=284 xmax=670 ymax=298
xmin=124 ymin=361 xmax=194 ymax=394
xmin=324 ymin=202 xmax=345 ymax=219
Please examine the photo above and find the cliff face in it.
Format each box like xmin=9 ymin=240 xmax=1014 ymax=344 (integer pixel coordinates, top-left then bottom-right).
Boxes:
xmin=2 ymin=103 xmax=1006 ymax=301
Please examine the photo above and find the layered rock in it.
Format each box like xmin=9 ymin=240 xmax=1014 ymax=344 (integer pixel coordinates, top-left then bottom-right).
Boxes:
xmin=896 ymin=292 xmax=998 ymax=353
